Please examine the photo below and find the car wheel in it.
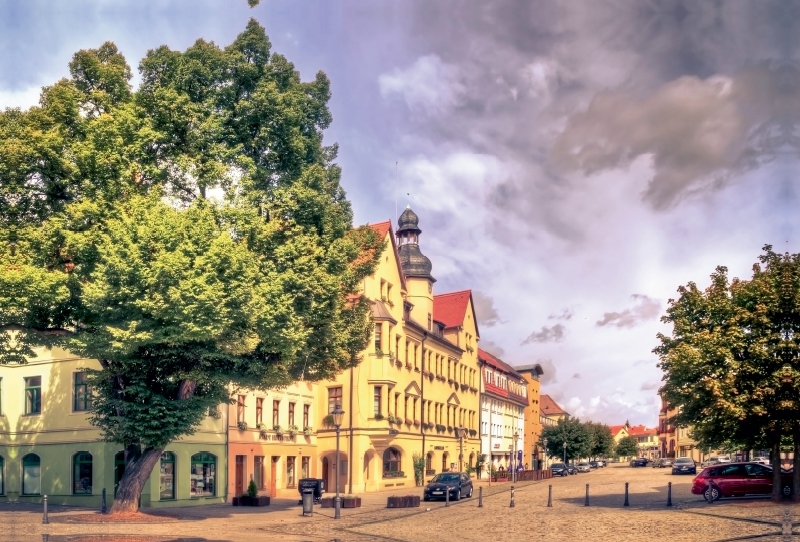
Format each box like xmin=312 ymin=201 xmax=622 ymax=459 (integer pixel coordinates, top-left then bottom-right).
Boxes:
xmin=704 ymin=485 xmax=720 ymax=502
xmin=453 ymin=490 xmax=461 ymax=502
xmin=423 ymin=496 xmax=430 ymax=502
xmin=468 ymin=486 xmax=473 ymax=498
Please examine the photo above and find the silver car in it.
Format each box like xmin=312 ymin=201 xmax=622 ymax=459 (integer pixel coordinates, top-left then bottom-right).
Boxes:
xmin=576 ymin=462 xmax=591 ymax=473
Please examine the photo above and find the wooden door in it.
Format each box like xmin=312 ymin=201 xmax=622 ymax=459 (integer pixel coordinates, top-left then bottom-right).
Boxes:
xmin=270 ymin=456 xmax=279 ymax=498
xmin=235 ymin=455 xmax=245 ymax=497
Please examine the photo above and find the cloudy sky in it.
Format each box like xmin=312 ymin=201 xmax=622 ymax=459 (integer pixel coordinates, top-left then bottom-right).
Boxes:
xmin=3 ymin=1 xmax=798 ymax=426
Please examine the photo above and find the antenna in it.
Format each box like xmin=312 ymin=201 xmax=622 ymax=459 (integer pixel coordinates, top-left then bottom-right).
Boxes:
xmin=395 ymin=161 xmax=398 ymax=219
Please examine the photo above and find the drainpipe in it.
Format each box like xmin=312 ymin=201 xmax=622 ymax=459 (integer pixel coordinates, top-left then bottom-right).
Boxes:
xmin=348 ymin=365 xmax=354 ymax=494
xmin=420 ymin=333 xmax=428 ymax=476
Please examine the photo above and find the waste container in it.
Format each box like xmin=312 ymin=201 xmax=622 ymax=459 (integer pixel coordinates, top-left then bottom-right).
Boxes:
xmin=298 ymin=478 xmax=325 ymax=504
xmin=301 ymin=489 xmax=314 ymax=516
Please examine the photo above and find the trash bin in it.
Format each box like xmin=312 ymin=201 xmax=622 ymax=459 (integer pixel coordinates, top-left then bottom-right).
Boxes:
xmin=301 ymin=489 xmax=314 ymax=516
xmin=298 ymin=478 xmax=325 ymax=504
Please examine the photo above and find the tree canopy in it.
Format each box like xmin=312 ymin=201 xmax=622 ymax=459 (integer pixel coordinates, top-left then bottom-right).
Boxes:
xmin=656 ymin=247 xmax=800 ymax=500
xmin=614 ymin=436 xmax=639 ymax=458
xmin=0 ymin=20 xmax=382 ymax=512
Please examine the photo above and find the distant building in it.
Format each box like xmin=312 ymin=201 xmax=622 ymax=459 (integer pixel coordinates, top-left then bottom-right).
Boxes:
xmin=627 ymin=425 xmax=659 ymax=460
xmin=516 ymin=364 xmax=544 ymax=468
xmin=540 ymin=394 xmax=569 ymax=426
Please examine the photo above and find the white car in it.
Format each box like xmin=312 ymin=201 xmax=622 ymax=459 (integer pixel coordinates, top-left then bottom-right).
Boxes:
xmin=752 ymin=456 xmax=770 ymax=466
xmin=717 ymin=455 xmax=731 ymax=463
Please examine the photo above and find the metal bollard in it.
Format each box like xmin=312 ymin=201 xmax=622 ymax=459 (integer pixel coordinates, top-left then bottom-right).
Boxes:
xmin=445 ymin=487 xmax=450 ymax=507
xmin=667 ymin=481 xmax=672 ymax=507
xmin=42 ymin=495 xmax=49 ymax=525
xmin=478 ymin=486 xmax=483 ymax=508
xmin=585 ymin=484 xmax=590 ymax=506
xmin=509 ymin=485 xmax=515 ymax=508
xmin=624 ymin=482 xmax=629 ymax=507
xmin=547 ymin=484 xmax=552 ymax=507
xmin=101 ymin=488 xmax=107 ymax=514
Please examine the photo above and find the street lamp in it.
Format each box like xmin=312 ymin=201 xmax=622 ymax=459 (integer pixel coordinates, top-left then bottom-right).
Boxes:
xmin=512 ymin=432 xmax=519 ymax=483
xmin=458 ymin=425 xmax=465 ymax=472
xmin=543 ymin=437 xmax=549 ymax=470
xmin=332 ymin=403 xmax=345 ymax=520
xmin=563 ymin=441 xmax=567 ymax=464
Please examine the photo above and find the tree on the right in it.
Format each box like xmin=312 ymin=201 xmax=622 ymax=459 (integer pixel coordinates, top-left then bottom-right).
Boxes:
xmin=656 ymin=246 xmax=800 ymax=501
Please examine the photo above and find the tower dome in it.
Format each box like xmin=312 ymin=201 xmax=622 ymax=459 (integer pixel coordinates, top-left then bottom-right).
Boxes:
xmin=396 ymin=206 xmax=434 ymax=281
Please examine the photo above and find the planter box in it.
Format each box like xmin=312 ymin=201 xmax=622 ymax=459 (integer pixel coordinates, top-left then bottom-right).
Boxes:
xmin=320 ymin=497 xmax=333 ymax=508
xmin=387 ymin=495 xmax=420 ymax=508
xmin=233 ymin=496 xmax=270 ymax=506
xmin=342 ymin=497 xmax=361 ymax=508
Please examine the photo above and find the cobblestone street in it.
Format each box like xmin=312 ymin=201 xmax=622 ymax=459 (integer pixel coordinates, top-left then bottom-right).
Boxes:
xmin=3 ymin=465 xmax=800 ymax=542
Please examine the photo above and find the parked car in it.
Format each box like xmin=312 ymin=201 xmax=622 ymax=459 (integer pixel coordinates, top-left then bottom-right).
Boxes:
xmin=672 ymin=457 xmax=697 ymax=475
xmin=653 ymin=458 xmax=673 ymax=468
xmin=702 ymin=456 xmax=727 ymax=468
xmin=752 ymin=457 xmax=771 ymax=466
xmin=596 ymin=460 xmax=606 ymax=467
xmin=423 ymin=472 xmax=473 ymax=501
xmin=692 ymin=462 xmax=792 ymax=501
xmin=566 ymin=464 xmax=578 ymax=475
xmin=588 ymin=461 xmax=599 ymax=469
xmin=630 ymin=457 xmax=649 ymax=467
xmin=550 ymin=463 xmax=570 ymax=477
xmin=576 ymin=462 xmax=591 ymax=473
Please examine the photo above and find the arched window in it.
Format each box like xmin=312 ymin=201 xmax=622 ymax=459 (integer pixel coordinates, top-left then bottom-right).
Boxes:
xmin=190 ymin=452 xmax=216 ymax=497
xmin=22 ymin=454 xmax=41 ymax=495
xmin=442 ymin=452 xmax=449 ymax=473
xmin=425 ymin=452 xmax=433 ymax=472
xmin=72 ymin=452 xmax=92 ymax=495
xmin=160 ymin=452 xmax=175 ymax=500
xmin=383 ymin=448 xmax=401 ymax=475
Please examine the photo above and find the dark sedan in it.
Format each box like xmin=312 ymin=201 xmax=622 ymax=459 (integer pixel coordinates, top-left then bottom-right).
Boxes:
xmin=550 ymin=462 xmax=570 ymax=477
xmin=423 ymin=472 xmax=473 ymax=501
xmin=589 ymin=461 xmax=599 ymax=469
xmin=671 ymin=457 xmax=697 ymax=475
xmin=630 ymin=457 xmax=648 ymax=467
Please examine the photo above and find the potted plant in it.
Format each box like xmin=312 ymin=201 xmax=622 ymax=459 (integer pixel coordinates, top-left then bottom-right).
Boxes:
xmin=395 ymin=359 xmax=403 ymax=368
xmin=375 ymin=348 xmax=384 ymax=358
xmin=469 ymin=429 xmax=477 ymax=437
xmin=287 ymin=425 xmax=299 ymax=438
xmin=447 ymin=425 xmax=454 ymax=432
xmin=374 ymin=413 xmax=384 ymax=421
xmin=303 ymin=426 xmax=313 ymax=436
xmin=388 ymin=352 xmax=396 ymax=362
xmin=322 ymin=414 xmax=335 ymax=428
xmin=405 ymin=362 xmax=412 ymax=369
xmin=428 ymin=372 xmax=434 ymax=382
xmin=273 ymin=425 xmax=284 ymax=437
xmin=341 ymin=494 xmax=361 ymax=508
xmin=413 ymin=420 xmax=420 ymax=427
xmin=237 ymin=421 xmax=248 ymax=431
xmin=386 ymin=495 xmax=420 ymax=508
xmin=386 ymin=414 xmax=396 ymax=424
xmin=435 ymin=424 xmax=445 ymax=432
xmin=245 ymin=479 xmax=270 ymax=506
xmin=405 ymin=417 xmax=413 ymax=425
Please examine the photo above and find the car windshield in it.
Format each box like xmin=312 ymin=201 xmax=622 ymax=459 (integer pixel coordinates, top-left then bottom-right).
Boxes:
xmin=551 ymin=463 xmax=565 ymax=468
xmin=431 ymin=474 xmax=460 ymax=483
xmin=674 ymin=458 xmax=694 ymax=464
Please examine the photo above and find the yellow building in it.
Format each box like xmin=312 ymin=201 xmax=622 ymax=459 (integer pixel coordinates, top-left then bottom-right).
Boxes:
xmin=0 ymin=334 xmax=227 ymax=507
xmin=628 ymin=425 xmax=659 ymax=460
xmin=516 ymin=364 xmax=544 ymax=468
xmin=314 ymin=209 xmax=481 ymax=494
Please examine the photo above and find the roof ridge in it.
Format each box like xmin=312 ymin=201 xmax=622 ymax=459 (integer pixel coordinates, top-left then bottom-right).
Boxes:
xmin=434 ymin=289 xmax=472 ymax=298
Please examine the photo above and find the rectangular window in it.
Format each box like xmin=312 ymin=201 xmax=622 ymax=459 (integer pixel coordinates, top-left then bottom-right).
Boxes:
xmin=286 ymin=456 xmax=296 ymax=488
xmin=374 ymin=324 xmax=382 ymax=353
xmin=160 ymin=452 xmax=175 ymax=500
xmin=256 ymin=398 xmax=263 ymax=425
xmin=273 ymin=400 xmax=280 ymax=427
xmin=301 ymin=456 xmax=310 ymax=479
xmin=303 ymin=404 xmax=310 ymax=428
xmin=24 ymin=376 xmax=41 ymax=415
xmin=254 ymin=456 xmax=265 ymax=490
xmin=73 ymin=373 xmax=91 ymax=411
xmin=289 ymin=402 xmax=296 ymax=426
xmin=237 ymin=395 xmax=246 ymax=424
xmin=328 ymin=387 xmax=343 ymax=414
xmin=414 ymin=344 xmax=419 ymax=369
xmin=373 ymin=386 xmax=382 ymax=417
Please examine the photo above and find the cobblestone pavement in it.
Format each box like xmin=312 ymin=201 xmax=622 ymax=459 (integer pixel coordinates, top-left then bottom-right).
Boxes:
xmin=3 ymin=465 xmax=800 ymax=541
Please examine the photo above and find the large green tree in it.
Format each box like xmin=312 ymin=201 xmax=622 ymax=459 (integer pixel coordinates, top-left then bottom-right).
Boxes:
xmin=0 ymin=21 xmax=382 ymax=513
xmin=586 ymin=422 xmax=614 ymax=459
xmin=656 ymin=247 xmax=800 ymax=501
xmin=540 ymin=417 xmax=591 ymax=463
xmin=614 ymin=436 xmax=639 ymax=459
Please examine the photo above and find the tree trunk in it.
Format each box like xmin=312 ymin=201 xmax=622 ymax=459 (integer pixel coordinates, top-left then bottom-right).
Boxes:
xmin=110 ymin=446 xmax=164 ymax=514
xmin=772 ymin=440 xmax=783 ymax=502
xmin=793 ymin=432 xmax=800 ymax=502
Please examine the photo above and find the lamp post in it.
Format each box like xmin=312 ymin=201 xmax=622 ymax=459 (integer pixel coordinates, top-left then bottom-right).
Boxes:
xmin=543 ymin=437 xmax=549 ymax=470
xmin=332 ymin=403 xmax=345 ymax=520
xmin=563 ymin=441 xmax=567 ymax=465
xmin=458 ymin=425 xmax=465 ymax=472
xmin=513 ymin=432 xmax=519 ymax=483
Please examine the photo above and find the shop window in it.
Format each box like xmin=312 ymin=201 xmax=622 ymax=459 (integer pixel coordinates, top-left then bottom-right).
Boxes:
xmin=72 ymin=452 xmax=93 ymax=495
xmin=286 ymin=456 xmax=296 ymax=488
xmin=24 ymin=376 xmax=41 ymax=415
xmin=254 ymin=456 xmax=265 ymax=490
xmin=22 ymin=454 xmax=41 ymax=495
xmin=73 ymin=372 xmax=91 ymax=411
xmin=383 ymin=448 xmax=401 ymax=475
xmin=160 ymin=452 xmax=175 ymax=500
xmin=190 ymin=452 xmax=216 ymax=497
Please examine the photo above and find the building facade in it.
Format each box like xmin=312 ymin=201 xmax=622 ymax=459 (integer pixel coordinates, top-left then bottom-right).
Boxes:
xmin=658 ymin=394 xmax=678 ymax=459
xmin=516 ymin=364 xmax=544 ymax=469
xmin=0 ymin=340 xmax=227 ymax=508
xmin=627 ymin=425 xmax=659 ymax=460
xmin=313 ymin=209 xmax=481 ymax=494
xmin=478 ymin=349 xmax=527 ymax=472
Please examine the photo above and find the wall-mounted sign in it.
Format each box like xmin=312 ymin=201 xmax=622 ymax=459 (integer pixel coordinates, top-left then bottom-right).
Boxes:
xmin=434 ymin=445 xmax=445 ymax=450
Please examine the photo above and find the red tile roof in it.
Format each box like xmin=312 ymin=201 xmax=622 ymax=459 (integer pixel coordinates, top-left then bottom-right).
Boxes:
xmin=478 ymin=349 xmax=522 ymax=379
xmin=609 ymin=425 xmax=627 ymax=437
xmin=540 ymin=394 xmax=568 ymax=417
xmin=433 ymin=290 xmax=472 ymax=329
xmin=626 ymin=425 xmax=656 ymax=436
xmin=369 ymin=221 xmax=392 ymax=239
xmin=366 ymin=221 xmax=406 ymax=291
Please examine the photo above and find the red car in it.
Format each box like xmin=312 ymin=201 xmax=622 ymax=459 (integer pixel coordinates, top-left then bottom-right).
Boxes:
xmin=691 ymin=462 xmax=793 ymax=501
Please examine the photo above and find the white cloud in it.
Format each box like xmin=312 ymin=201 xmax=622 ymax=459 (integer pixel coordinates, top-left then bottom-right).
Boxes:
xmin=596 ymin=295 xmax=661 ymax=328
xmin=0 ymin=86 xmax=42 ymax=110
xmin=378 ymin=54 xmax=465 ymax=115
xmin=521 ymin=323 xmax=566 ymax=344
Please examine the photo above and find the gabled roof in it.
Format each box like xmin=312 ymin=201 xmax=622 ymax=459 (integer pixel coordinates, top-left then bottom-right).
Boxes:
xmin=609 ymin=425 xmax=628 ymax=437
xmin=626 ymin=425 xmax=656 ymax=436
xmin=540 ymin=394 xmax=569 ymax=417
xmin=516 ymin=363 xmax=544 ymax=377
xmin=478 ymin=348 xmax=523 ymax=380
xmin=368 ymin=221 xmax=406 ymax=291
xmin=433 ymin=290 xmax=480 ymax=337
